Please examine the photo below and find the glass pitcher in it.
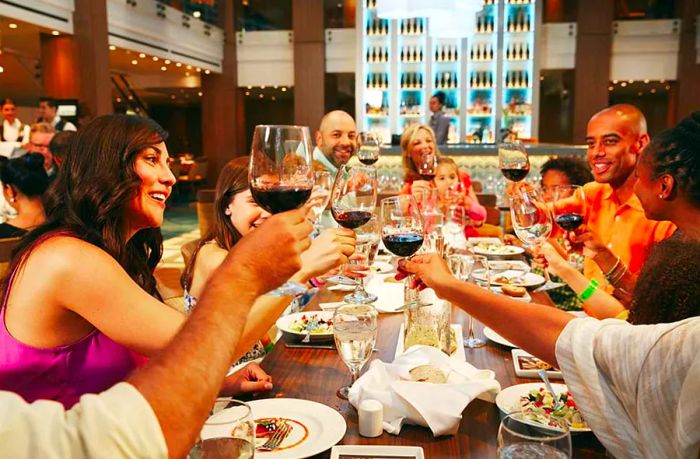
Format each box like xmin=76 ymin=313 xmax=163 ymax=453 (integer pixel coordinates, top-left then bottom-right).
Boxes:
xmin=403 ymin=293 xmax=452 ymax=355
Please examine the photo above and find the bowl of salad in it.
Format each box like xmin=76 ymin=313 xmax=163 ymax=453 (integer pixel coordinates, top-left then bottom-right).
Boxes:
xmin=495 ymin=383 xmax=590 ymax=432
xmin=276 ymin=311 xmax=335 ymax=342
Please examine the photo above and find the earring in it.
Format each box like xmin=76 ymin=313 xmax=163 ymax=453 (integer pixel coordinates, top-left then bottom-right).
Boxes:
xmin=9 ymin=197 xmax=15 ymax=203
xmin=658 ymin=194 xmax=664 ymax=199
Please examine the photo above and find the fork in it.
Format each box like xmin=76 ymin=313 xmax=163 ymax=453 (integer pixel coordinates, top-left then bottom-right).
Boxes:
xmin=258 ymin=421 xmax=292 ymax=451
xmin=537 ymin=369 xmax=564 ymax=412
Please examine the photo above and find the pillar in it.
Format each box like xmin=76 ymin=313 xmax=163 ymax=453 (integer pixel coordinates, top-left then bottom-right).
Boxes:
xmin=675 ymin=0 xmax=700 ymax=122
xmin=293 ymin=0 xmax=325 ymax=133
xmin=40 ymin=35 xmax=80 ymax=99
xmin=572 ymin=0 xmax=614 ymax=141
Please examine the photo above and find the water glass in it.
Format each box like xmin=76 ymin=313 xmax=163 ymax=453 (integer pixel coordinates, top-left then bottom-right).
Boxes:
xmin=190 ymin=399 xmax=255 ymax=459
xmin=333 ymin=304 xmax=378 ymax=399
xmin=498 ymin=412 xmax=572 ymax=458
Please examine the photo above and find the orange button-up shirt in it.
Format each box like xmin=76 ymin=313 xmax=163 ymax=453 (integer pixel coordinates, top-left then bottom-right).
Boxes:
xmin=561 ymin=182 xmax=676 ymax=290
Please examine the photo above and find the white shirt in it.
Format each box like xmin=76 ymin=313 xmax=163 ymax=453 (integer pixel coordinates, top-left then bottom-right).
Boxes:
xmin=52 ymin=114 xmax=77 ymax=132
xmin=313 ymin=146 xmax=338 ymax=176
xmin=2 ymin=119 xmax=30 ymax=143
xmin=0 ymin=382 xmax=168 ymax=458
xmin=556 ymin=317 xmax=700 ymax=459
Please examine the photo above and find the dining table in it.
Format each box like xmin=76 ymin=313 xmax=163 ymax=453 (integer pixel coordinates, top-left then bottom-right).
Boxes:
xmin=253 ymin=283 xmax=608 ymax=458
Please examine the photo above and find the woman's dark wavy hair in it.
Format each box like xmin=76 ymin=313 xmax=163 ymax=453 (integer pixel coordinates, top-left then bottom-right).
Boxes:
xmin=0 ymin=153 xmax=49 ymax=197
xmin=642 ymin=110 xmax=700 ymax=207
xmin=181 ymin=156 xmax=249 ymax=290
xmin=1 ymin=114 xmax=168 ymax=298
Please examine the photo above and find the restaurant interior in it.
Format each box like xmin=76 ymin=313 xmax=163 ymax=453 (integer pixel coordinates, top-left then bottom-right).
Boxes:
xmin=0 ymin=0 xmax=698 ymax=458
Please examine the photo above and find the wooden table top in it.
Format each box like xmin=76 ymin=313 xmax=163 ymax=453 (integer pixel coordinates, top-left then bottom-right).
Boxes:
xmin=254 ymin=287 xmax=606 ymax=458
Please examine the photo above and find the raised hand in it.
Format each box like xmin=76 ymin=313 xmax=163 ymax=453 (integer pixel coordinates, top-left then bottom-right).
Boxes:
xmin=396 ymin=253 xmax=456 ymax=293
xmin=299 ymin=228 xmax=356 ymax=279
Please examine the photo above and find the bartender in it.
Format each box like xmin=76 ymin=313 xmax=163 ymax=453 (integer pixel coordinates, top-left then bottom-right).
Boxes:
xmin=428 ymin=91 xmax=450 ymax=145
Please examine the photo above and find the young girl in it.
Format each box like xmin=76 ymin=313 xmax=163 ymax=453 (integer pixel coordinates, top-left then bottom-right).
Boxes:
xmin=433 ymin=157 xmax=486 ymax=237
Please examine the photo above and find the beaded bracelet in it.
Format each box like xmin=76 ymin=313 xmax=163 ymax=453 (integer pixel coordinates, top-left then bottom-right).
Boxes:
xmin=578 ymin=279 xmax=599 ymax=301
xmin=603 ymin=256 xmax=621 ymax=279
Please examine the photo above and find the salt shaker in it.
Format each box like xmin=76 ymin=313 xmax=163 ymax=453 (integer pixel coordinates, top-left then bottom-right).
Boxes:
xmin=358 ymin=399 xmax=383 ymax=437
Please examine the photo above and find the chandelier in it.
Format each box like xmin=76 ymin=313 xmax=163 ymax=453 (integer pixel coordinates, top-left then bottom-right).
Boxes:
xmin=376 ymin=0 xmax=483 ymax=38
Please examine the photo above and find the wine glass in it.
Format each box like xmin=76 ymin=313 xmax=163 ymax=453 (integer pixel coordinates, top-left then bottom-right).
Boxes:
xmin=443 ymin=206 xmax=466 ymax=252
xmin=509 ymin=187 xmax=564 ymax=292
xmin=310 ymin=170 xmax=333 ymax=232
xmin=465 ymin=254 xmax=487 ymax=348
xmin=552 ymin=185 xmax=584 ymax=232
xmin=380 ymin=195 xmax=424 ymax=304
xmin=416 ymin=151 xmax=438 ymax=180
xmin=498 ymin=141 xmax=530 ymax=182
xmin=498 ymin=412 xmax=572 ymax=459
xmin=190 ymin=399 xmax=255 ymax=459
xmin=344 ymin=215 xmax=379 ymax=304
xmin=333 ymin=303 xmax=378 ymax=399
xmin=357 ymin=132 xmax=381 ymax=166
xmin=329 ymin=164 xmax=378 ymax=286
xmin=249 ymin=125 xmax=315 ymax=297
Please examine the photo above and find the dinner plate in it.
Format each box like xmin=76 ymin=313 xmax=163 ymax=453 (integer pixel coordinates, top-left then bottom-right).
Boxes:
xmin=483 ymin=326 xmax=517 ymax=348
xmin=487 ymin=270 xmax=545 ymax=288
xmin=472 ymin=243 xmax=525 ymax=257
xmin=496 ymin=383 xmax=591 ymax=433
xmin=370 ymin=260 xmax=394 ymax=274
xmin=276 ymin=311 xmax=335 ymax=342
xmin=488 ymin=260 xmax=531 ymax=273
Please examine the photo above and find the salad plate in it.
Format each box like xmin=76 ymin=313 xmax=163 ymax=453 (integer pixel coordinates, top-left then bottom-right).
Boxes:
xmin=472 ymin=242 xmax=525 ymax=257
xmin=276 ymin=311 xmax=334 ymax=342
xmin=496 ymin=383 xmax=591 ymax=433
xmin=483 ymin=326 xmax=517 ymax=348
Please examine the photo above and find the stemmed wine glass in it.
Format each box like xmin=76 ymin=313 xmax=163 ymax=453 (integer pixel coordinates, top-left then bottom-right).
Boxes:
xmin=552 ymin=185 xmax=584 ymax=232
xmin=416 ymin=151 xmax=438 ymax=181
xmin=357 ymin=132 xmax=381 ymax=166
xmin=309 ymin=170 xmax=333 ymax=233
xmin=509 ymin=187 xmax=563 ymax=292
xmin=333 ymin=303 xmax=378 ymax=399
xmin=498 ymin=412 xmax=572 ymax=459
xmin=380 ymin=195 xmax=424 ymax=302
xmin=249 ymin=125 xmax=315 ymax=297
xmin=450 ymin=254 xmax=487 ymax=348
xmin=329 ymin=164 xmax=378 ymax=289
xmin=498 ymin=141 xmax=530 ymax=182
xmin=344 ymin=215 xmax=379 ymax=304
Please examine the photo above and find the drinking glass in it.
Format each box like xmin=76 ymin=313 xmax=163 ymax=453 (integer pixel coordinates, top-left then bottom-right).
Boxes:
xmin=190 ymin=399 xmax=255 ymax=459
xmin=310 ymin=170 xmax=333 ymax=232
xmin=329 ymin=165 xmax=378 ymax=286
xmin=345 ymin=215 xmax=379 ymax=303
xmin=498 ymin=141 xmax=530 ymax=182
xmin=552 ymin=185 xmax=584 ymax=232
xmin=509 ymin=188 xmax=563 ymax=292
xmin=357 ymin=132 xmax=381 ymax=166
xmin=466 ymin=254 xmax=487 ymax=348
xmin=249 ymin=125 xmax=315 ymax=297
xmin=380 ymin=195 xmax=424 ymax=302
xmin=416 ymin=151 xmax=438 ymax=181
xmin=333 ymin=303 xmax=378 ymax=399
xmin=498 ymin=412 xmax=572 ymax=459
xmin=443 ymin=206 xmax=466 ymax=252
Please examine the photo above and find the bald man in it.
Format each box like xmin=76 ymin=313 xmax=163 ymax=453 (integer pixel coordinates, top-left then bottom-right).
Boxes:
xmin=558 ymin=104 xmax=675 ymax=303
xmin=313 ymin=110 xmax=357 ymax=175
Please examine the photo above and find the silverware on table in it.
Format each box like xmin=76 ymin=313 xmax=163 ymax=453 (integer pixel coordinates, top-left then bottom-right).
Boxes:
xmin=538 ymin=369 xmax=564 ymax=412
xmin=258 ymin=420 xmax=292 ymax=451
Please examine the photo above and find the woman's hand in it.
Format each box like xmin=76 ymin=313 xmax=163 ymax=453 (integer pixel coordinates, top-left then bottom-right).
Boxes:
xmin=396 ymin=253 xmax=456 ymax=293
xmin=223 ymin=362 xmax=273 ymax=395
xmin=411 ymin=180 xmax=432 ymax=203
xmin=299 ymin=228 xmax=356 ymax=279
xmin=533 ymin=241 xmax=571 ymax=278
xmin=566 ymin=225 xmax=607 ymax=260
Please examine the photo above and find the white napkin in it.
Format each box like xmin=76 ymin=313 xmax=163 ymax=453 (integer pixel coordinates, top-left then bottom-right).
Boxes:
xmin=364 ymin=274 xmax=405 ymax=313
xmin=348 ymin=345 xmax=501 ymax=437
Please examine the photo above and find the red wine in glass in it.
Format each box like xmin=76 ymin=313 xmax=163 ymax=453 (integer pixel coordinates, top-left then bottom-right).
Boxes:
xmin=555 ymin=213 xmax=584 ymax=231
xmin=500 ymin=166 xmax=530 ymax=182
xmin=332 ymin=209 xmax=373 ymax=229
xmin=359 ymin=157 xmax=379 ymax=166
xmin=382 ymin=234 xmax=424 ymax=257
xmin=251 ymin=186 xmax=313 ymax=214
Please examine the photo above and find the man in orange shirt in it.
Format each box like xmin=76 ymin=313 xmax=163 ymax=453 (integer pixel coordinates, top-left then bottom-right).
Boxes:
xmin=561 ymin=104 xmax=676 ymax=302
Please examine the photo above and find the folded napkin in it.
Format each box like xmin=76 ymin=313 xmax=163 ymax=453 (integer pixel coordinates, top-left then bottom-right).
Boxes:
xmin=348 ymin=345 xmax=501 ymax=436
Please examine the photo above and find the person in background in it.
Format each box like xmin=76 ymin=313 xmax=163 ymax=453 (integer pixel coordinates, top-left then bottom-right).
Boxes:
xmin=48 ymin=130 xmax=75 ymax=169
xmin=0 ymin=99 xmax=30 ymax=147
xmin=428 ymin=91 xmax=450 ymax=145
xmin=539 ymin=156 xmax=593 ymax=202
xmin=37 ymin=97 xmax=77 ymax=132
xmin=0 ymin=154 xmax=48 ymax=238
xmin=25 ymin=122 xmax=57 ymax=176
xmin=0 ymin=207 xmax=312 ymax=458
xmin=0 ymin=115 xmax=268 ymax=408
xmin=433 ymin=157 xmax=486 ymax=237
xmin=313 ymin=110 xmax=357 ymax=176
xmin=181 ymin=156 xmax=356 ymax=365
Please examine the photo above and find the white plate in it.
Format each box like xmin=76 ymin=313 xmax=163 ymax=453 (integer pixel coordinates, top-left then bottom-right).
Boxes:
xmin=511 ymin=349 xmax=562 ymax=379
xmin=472 ymin=243 xmax=525 ymax=257
xmin=488 ymin=260 xmax=531 ymax=273
xmin=395 ymin=323 xmax=466 ymax=362
xmin=468 ymin=237 xmax=502 ymax=245
xmin=249 ymin=398 xmax=347 ymax=458
xmin=483 ymin=326 xmax=517 ymax=348
xmin=364 ymin=275 xmax=405 ymax=313
xmin=331 ymin=445 xmax=425 ymax=458
xmin=490 ymin=286 xmax=532 ymax=302
xmin=370 ymin=261 xmax=394 ymax=274
xmin=489 ymin=270 xmax=545 ymax=288
xmin=496 ymin=383 xmax=591 ymax=433
xmin=275 ymin=311 xmax=335 ymax=343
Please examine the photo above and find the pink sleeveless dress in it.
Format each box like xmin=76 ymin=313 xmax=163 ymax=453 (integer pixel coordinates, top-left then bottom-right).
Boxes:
xmin=0 ymin=267 xmax=139 ymax=409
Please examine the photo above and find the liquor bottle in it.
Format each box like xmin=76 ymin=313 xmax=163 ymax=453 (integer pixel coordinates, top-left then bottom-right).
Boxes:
xmin=488 ymin=72 xmax=493 ymax=88
xmin=524 ymin=72 xmax=529 ymax=88
xmin=525 ymin=43 xmax=530 ymax=60
xmin=419 ymin=47 xmax=423 ymax=62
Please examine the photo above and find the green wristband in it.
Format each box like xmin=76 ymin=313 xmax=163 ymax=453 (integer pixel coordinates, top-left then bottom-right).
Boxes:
xmin=578 ymin=279 xmax=599 ymax=301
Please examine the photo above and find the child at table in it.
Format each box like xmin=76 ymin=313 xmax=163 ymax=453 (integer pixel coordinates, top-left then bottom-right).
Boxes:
xmin=433 ymin=157 xmax=486 ymax=237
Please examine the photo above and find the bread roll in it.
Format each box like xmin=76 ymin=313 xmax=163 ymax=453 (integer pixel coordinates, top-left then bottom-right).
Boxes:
xmin=501 ymin=285 xmax=527 ymax=297
xmin=409 ymin=365 xmax=447 ymax=384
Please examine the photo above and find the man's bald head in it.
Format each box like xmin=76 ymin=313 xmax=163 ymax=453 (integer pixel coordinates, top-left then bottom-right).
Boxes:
xmin=315 ymin=110 xmax=357 ymax=168
xmin=589 ymin=104 xmax=648 ymax=138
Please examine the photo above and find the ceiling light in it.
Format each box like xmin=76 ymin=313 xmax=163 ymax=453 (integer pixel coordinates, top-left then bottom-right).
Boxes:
xmin=665 ymin=85 xmax=671 ymax=90
xmin=116 ymin=97 xmax=122 ymax=102
xmin=245 ymin=91 xmax=250 ymax=96
xmin=637 ymin=91 xmax=643 ymax=96
xmin=608 ymin=86 xmax=613 ymax=91
xmin=620 ymin=82 xmax=627 ymax=87
xmin=193 ymin=11 xmax=201 ymax=18
xmin=160 ymin=66 xmax=167 ymax=71
xmin=660 ymin=79 xmax=666 ymax=83
xmin=644 ymin=79 xmax=650 ymax=84
xmin=651 ymin=88 xmax=657 ymax=94
xmin=185 ymin=72 xmax=191 ymax=76
xmin=612 ymin=80 xmax=618 ymax=84
xmin=259 ymin=94 xmax=264 ymax=98
xmin=51 ymin=30 xmax=60 ymax=36
xmin=0 ymin=66 xmax=4 ymax=73
xmin=152 ymin=56 xmax=159 ymax=61
xmin=628 ymin=80 xmax=634 ymax=84
xmin=196 ymin=67 xmax=201 ymax=72
xmin=273 ymin=85 xmax=278 ymax=89
xmin=281 ymin=87 xmax=287 ymax=92
xmin=164 ymin=59 xmax=171 ymax=64
xmin=176 ymin=62 xmax=182 ymax=67
xmin=247 ymin=85 xmax=252 ymax=89
xmin=8 ymin=23 xmax=17 ymax=29
xmin=109 ymin=45 xmax=116 ymax=51
xmin=186 ymin=65 xmax=192 ymax=70
xmin=272 ymin=96 xmax=276 ymax=101
xmin=197 ymin=91 xmax=203 ymax=96
xmin=204 ymin=69 xmax=210 ymax=74
xmin=139 ymin=53 xmax=146 ymax=58
xmin=131 ymin=59 xmax=138 ymax=65
xmin=261 ymin=85 xmax=266 ymax=89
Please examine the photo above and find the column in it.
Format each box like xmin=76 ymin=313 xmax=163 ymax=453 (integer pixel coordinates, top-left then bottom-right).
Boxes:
xmin=675 ymin=0 xmax=700 ymax=122
xmin=201 ymin=0 xmax=243 ymax=183
xmin=40 ymin=35 xmax=80 ymax=99
xmin=292 ymin=0 xmax=325 ymax=133
xmin=572 ymin=0 xmax=614 ymax=141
